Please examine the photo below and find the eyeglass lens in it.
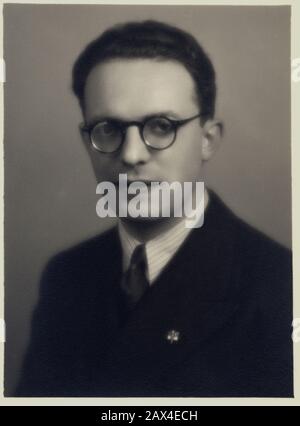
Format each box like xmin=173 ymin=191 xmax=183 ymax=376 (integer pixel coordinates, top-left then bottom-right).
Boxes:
xmin=90 ymin=117 xmax=176 ymax=152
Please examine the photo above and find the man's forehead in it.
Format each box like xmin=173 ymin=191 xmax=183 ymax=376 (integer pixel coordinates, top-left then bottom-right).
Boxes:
xmin=83 ymin=58 xmax=199 ymax=121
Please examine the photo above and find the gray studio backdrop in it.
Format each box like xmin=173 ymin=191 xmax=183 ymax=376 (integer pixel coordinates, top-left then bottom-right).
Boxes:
xmin=4 ymin=5 xmax=291 ymax=395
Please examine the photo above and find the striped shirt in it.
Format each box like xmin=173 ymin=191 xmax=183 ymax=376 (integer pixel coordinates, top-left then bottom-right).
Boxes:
xmin=118 ymin=192 xmax=209 ymax=284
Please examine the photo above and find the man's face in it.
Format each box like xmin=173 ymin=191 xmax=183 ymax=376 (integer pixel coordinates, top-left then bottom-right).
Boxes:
xmin=83 ymin=58 xmax=208 ymax=218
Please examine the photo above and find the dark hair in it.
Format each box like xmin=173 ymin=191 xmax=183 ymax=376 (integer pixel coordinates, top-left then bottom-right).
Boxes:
xmin=72 ymin=20 xmax=216 ymax=117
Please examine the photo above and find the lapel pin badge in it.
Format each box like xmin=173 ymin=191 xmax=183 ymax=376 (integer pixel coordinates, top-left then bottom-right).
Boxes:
xmin=166 ymin=329 xmax=180 ymax=344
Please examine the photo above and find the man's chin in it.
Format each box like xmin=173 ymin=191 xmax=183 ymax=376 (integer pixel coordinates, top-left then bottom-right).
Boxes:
xmin=117 ymin=200 xmax=176 ymax=221
xmin=120 ymin=214 xmax=169 ymax=223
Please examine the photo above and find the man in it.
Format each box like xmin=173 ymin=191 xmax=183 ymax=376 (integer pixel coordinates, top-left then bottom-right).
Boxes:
xmin=15 ymin=20 xmax=293 ymax=397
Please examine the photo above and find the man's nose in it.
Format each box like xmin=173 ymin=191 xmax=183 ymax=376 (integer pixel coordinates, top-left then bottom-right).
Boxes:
xmin=120 ymin=126 xmax=151 ymax=166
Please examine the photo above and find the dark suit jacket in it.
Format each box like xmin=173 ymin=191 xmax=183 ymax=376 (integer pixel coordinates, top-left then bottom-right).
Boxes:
xmin=15 ymin=192 xmax=293 ymax=397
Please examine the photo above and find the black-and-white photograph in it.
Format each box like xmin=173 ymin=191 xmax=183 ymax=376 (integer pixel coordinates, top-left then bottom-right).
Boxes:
xmin=3 ymin=4 xmax=293 ymax=398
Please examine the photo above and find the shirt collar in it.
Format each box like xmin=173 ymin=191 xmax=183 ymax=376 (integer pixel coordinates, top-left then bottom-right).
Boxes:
xmin=118 ymin=190 xmax=209 ymax=284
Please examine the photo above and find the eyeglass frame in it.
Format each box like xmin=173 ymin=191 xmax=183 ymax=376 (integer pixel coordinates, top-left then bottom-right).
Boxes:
xmin=80 ymin=112 xmax=206 ymax=153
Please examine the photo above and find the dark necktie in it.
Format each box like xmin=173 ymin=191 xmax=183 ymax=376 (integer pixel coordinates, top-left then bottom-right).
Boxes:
xmin=121 ymin=244 xmax=149 ymax=311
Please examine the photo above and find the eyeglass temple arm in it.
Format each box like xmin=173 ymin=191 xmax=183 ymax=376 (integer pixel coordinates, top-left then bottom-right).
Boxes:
xmin=176 ymin=112 xmax=206 ymax=125
xmin=80 ymin=123 xmax=90 ymax=133
xmin=80 ymin=113 xmax=206 ymax=132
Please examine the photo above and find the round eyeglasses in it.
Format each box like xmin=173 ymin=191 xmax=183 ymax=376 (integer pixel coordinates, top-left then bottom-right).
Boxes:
xmin=81 ymin=113 xmax=204 ymax=153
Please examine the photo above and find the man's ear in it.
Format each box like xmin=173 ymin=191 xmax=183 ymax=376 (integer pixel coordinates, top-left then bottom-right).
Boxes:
xmin=79 ymin=124 xmax=103 ymax=182
xmin=79 ymin=124 xmax=97 ymax=166
xmin=79 ymin=124 xmax=90 ymax=151
xmin=201 ymin=119 xmax=223 ymax=161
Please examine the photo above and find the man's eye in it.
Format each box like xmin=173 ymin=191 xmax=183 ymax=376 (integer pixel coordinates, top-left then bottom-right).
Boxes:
xmin=147 ymin=118 xmax=173 ymax=135
xmin=93 ymin=122 xmax=119 ymax=137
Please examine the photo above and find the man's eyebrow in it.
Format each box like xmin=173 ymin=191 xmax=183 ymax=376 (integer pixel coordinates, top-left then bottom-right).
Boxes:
xmin=143 ymin=111 xmax=183 ymax=120
xmin=85 ymin=115 xmax=114 ymax=127
xmin=85 ymin=111 xmax=183 ymax=127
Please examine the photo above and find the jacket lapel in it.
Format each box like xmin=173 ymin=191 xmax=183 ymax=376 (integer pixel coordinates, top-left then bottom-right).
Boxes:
xmin=100 ymin=194 xmax=242 ymax=392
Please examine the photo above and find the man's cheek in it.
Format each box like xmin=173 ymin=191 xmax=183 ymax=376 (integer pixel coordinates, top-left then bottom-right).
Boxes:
xmin=92 ymin=164 xmax=116 ymax=182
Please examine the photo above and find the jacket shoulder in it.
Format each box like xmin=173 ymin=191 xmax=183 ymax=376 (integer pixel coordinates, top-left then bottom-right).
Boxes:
xmin=51 ymin=226 xmax=119 ymax=264
xmin=208 ymin=191 xmax=292 ymax=305
xmin=210 ymin=191 xmax=291 ymax=260
xmin=39 ymin=226 xmax=121 ymax=297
